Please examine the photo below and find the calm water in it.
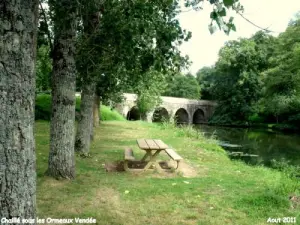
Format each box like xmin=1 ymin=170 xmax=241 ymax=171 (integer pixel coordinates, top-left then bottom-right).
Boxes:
xmin=195 ymin=125 xmax=300 ymax=166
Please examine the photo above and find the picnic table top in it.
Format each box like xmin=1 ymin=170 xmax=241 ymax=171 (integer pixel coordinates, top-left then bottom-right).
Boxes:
xmin=136 ymin=139 xmax=169 ymax=150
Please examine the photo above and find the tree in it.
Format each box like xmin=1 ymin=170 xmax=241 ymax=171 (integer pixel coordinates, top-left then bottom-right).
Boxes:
xmin=0 ymin=0 xmax=38 ymax=220
xmin=46 ymin=0 xmax=78 ymax=179
xmin=261 ymin=15 xmax=300 ymax=123
xmin=75 ymin=0 xmax=191 ymax=155
xmin=135 ymin=70 xmax=166 ymax=119
xmin=210 ymin=38 xmax=266 ymax=124
xmin=36 ymin=3 xmax=53 ymax=92
xmin=75 ymin=2 xmax=101 ymax=155
xmin=164 ymin=73 xmax=201 ymax=99
xmin=196 ymin=66 xmax=216 ymax=100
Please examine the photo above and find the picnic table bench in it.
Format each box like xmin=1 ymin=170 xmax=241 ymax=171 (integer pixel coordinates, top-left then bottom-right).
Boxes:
xmin=124 ymin=139 xmax=183 ymax=172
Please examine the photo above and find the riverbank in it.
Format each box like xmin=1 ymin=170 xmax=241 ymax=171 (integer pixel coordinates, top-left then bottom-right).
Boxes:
xmin=36 ymin=121 xmax=299 ymax=224
xmin=208 ymin=121 xmax=300 ymax=133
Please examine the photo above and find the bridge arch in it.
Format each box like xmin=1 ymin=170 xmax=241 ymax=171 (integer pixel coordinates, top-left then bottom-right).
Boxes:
xmin=126 ymin=106 xmax=141 ymax=121
xmin=193 ymin=108 xmax=206 ymax=124
xmin=174 ymin=108 xmax=189 ymax=124
xmin=152 ymin=107 xmax=169 ymax=122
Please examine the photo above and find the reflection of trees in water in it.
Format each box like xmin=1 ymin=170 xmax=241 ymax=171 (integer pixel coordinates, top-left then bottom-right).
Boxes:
xmin=195 ymin=125 xmax=300 ymax=166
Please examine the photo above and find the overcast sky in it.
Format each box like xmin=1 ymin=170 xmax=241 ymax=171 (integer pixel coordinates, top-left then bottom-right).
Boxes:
xmin=178 ymin=0 xmax=300 ymax=74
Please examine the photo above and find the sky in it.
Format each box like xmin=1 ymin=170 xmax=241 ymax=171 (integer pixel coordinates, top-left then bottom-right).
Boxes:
xmin=178 ymin=0 xmax=300 ymax=74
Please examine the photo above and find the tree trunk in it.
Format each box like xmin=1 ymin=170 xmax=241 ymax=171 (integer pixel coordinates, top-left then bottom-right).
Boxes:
xmin=0 ymin=0 xmax=38 ymax=221
xmin=75 ymin=81 xmax=96 ymax=155
xmin=74 ymin=9 xmax=101 ymax=155
xmin=47 ymin=0 xmax=77 ymax=179
xmin=93 ymin=94 xmax=100 ymax=127
xmin=90 ymin=94 xmax=100 ymax=141
xmin=90 ymin=112 xmax=94 ymax=141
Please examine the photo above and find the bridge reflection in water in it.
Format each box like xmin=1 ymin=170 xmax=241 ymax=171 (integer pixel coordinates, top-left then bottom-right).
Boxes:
xmin=116 ymin=93 xmax=217 ymax=125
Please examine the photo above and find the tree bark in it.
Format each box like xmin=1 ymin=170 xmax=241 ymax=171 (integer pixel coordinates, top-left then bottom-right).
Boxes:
xmin=93 ymin=94 xmax=101 ymax=127
xmin=46 ymin=0 xmax=77 ymax=179
xmin=90 ymin=95 xmax=100 ymax=141
xmin=75 ymin=9 xmax=101 ymax=155
xmin=0 ymin=0 xmax=38 ymax=221
xmin=75 ymin=81 xmax=96 ymax=155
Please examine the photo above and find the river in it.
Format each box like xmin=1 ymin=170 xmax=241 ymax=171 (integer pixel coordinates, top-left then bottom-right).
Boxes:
xmin=194 ymin=125 xmax=300 ymax=167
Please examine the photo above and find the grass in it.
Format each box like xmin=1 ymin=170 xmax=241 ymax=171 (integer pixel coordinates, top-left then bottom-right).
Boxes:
xmin=35 ymin=120 xmax=300 ymax=225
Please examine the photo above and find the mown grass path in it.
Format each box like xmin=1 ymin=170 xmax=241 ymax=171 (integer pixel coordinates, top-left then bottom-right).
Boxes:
xmin=36 ymin=121 xmax=300 ymax=225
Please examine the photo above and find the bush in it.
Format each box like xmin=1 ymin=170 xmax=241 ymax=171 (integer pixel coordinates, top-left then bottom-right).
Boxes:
xmin=288 ymin=113 xmax=300 ymax=127
xmin=35 ymin=94 xmax=52 ymax=120
xmin=35 ymin=94 xmax=124 ymax=122
xmin=100 ymin=105 xmax=125 ymax=121
xmin=270 ymin=159 xmax=300 ymax=180
xmin=35 ymin=94 xmax=81 ymax=120
xmin=248 ymin=113 xmax=264 ymax=123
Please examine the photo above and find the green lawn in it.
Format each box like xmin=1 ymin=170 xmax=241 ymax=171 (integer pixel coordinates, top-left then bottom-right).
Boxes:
xmin=36 ymin=121 xmax=300 ymax=225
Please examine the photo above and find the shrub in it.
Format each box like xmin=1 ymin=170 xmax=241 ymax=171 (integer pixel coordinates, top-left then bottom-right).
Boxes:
xmin=35 ymin=94 xmax=52 ymax=120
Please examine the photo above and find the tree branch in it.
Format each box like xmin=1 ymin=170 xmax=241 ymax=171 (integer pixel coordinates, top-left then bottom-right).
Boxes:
xmin=237 ymin=12 xmax=280 ymax=34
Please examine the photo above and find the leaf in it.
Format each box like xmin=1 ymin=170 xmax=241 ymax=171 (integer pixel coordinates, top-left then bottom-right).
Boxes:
xmin=231 ymin=24 xmax=236 ymax=32
xmin=210 ymin=11 xmax=218 ymax=20
xmin=223 ymin=0 xmax=235 ymax=7
xmin=124 ymin=190 xmax=130 ymax=194
xmin=183 ymin=181 xmax=190 ymax=184
xmin=208 ymin=24 xmax=217 ymax=34
xmin=216 ymin=18 xmax=222 ymax=29
xmin=219 ymin=8 xmax=226 ymax=17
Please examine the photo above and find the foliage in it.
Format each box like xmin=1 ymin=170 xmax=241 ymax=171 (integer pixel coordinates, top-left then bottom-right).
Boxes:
xmin=35 ymin=94 xmax=52 ymax=120
xmin=75 ymin=0 xmax=192 ymax=106
xmin=36 ymin=45 xmax=52 ymax=92
xmin=260 ymin=16 xmax=300 ymax=124
xmin=185 ymin=0 xmax=244 ymax=34
xmin=193 ymin=14 xmax=299 ymax=127
xmin=36 ymin=0 xmax=244 ymax=104
xmin=100 ymin=105 xmax=126 ymax=121
xmin=135 ymin=70 xmax=166 ymax=117
xmin=208 ymin=38 xmax=267 ymax=124
xmin=74 ymin=0 xmax=245 ymax=106
xmin=196 ymin=66 xmax=216 ymax=100
xmin=270 ymin=159 xmax=300 ymax=180
xmin=163 ymin=73 xmax=201 ymax=99
xmin=35 ymin=94 xmax=81 ymax=120
xmin=35 ymin=94 xmax=124 ymax=122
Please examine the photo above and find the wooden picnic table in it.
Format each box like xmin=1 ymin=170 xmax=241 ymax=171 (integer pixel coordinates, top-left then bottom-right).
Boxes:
xmin=136 ymin=139 xmax=169 ymax=171
xmin=124 ymin=139 xmax=183 ymax=172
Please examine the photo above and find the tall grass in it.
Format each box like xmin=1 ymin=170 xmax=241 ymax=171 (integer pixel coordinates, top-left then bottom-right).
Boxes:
xmin=158 ymin=120 xmax=223 ymax=152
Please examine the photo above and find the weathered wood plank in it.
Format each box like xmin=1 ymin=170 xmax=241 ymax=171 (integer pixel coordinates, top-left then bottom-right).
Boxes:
xmin=153 ymin=139 xmax=169 ymax=149
xmin=165 ymin=148 xmax=182 ymax=161
xmin=137 ymin=139 xmax=150 ymax=150
xmin=145 ymin=139 xmax=160 ymax=149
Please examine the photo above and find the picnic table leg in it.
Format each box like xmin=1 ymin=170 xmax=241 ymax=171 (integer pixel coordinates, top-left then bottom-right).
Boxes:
xmin=143 ymin=150 xmax=163 ymax=171
xmin=141 ymin=150 xmax=152 ymax=161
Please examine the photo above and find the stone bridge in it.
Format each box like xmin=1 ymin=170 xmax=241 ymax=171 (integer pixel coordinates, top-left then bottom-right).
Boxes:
xmin=115 ymin=93 xmax=217 ymax=124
